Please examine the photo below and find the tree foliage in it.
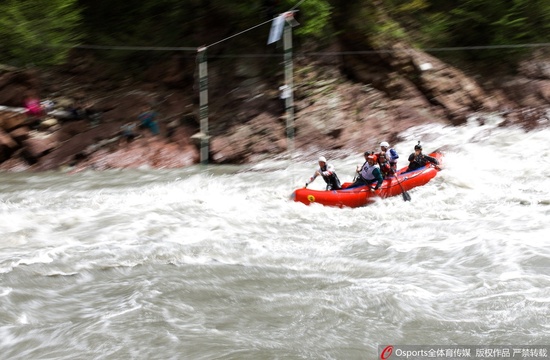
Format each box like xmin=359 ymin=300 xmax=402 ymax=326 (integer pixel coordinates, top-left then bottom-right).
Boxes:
xmin=381 ymin=0 xmax=550 ymax=58
xmin=0 ymin=0 xmax=82 ymax=66
xmin=1 ymin=0 xmax=549 ymax=67
xmin=285 ymin=0 xmax=333 ymax=40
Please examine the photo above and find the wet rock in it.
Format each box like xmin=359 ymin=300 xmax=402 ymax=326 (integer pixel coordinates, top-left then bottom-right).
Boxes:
xmin=539 ymin=81 xmax=550 ymax=103
xmin=33 ymin=122 xmax=121 ymax=171
xmin=40 ymin=117 xmax=59 ymax=130
xmin=8 ymin=126 xmax=30 ymax=144
xmin=71 ymin=137 xmax=198 ymax=171
xmin=0 ymin=109 xmax=27 ymax=131
xmin=499 ymin=77 xmax=550 ymax=108
xmin=0 ymin=129 xmax=18 ymax=162
xmin=56 ymin=121 xmax=90 ymax=142
xmin=378 ymin=42 xmax=498 ymax=116
xmin=0 ymin=68 xmax=40 ymax=107
xmin=0 ymin=155 xmax=30 ymax=171
xmin=22 ymin=134 xmax=59 ymax=164
xmin=518 ymin=57 xmax=550 ymax=79
xmin=98 ymin=91 xmax=156 ymax=123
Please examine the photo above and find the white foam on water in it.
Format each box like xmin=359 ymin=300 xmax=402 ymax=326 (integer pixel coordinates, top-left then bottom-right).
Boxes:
xmin=0 ymin=120 xmax=549 ymax=358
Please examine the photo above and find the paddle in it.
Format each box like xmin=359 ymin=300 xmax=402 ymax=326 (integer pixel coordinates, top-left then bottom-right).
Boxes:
xmin=393 ymin=170 xmax=411 ymax=201
xmin=353 ymin=160 xmax=366 ymax=183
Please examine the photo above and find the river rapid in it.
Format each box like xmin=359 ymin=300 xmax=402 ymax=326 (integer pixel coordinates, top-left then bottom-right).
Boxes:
xmin=1 ymin=117 xmax=549 ymax=359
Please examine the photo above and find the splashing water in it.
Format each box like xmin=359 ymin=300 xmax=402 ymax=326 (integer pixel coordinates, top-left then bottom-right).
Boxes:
xmin=1 ymin=119 xmax=549 ymax=359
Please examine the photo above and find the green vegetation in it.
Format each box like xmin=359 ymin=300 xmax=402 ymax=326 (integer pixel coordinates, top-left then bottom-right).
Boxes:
xmin=292 ymin=0 xmax=332 ymax=40
xmin=0 ymin=0 xmax=82 ymax=66
xmin=0 ymin=0 xmax=548 ymax=66
xmin=383 ymin=0 xmax=550 ymax=58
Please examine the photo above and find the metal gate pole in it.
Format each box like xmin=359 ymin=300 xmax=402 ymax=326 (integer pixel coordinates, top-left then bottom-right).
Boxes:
xmin=283 ymin=20 xmax=294 ymax=156
xmin=197 ymin=46 xmax=209 ymax=164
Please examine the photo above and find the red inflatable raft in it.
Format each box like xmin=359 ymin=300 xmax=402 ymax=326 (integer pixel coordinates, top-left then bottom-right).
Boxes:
xmin=291 ymin=152 xmax=443 ymax=208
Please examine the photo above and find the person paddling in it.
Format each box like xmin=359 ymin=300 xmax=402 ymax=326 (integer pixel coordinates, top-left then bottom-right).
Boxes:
xmin=405 ymin=142 xmax=439 ymax=173
xmin=377 ymin=152 xmax=393 ymax=178
xmin=379 ymin=141 xmax=399 ymax=173
xmin=305 ymin=156 xmax=342 ymax=190
xmin=347 ymin=152 xmax=383 ymax=191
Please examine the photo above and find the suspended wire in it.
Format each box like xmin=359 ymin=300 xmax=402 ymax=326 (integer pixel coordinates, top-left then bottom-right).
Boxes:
xmin=206 ymin=0 xmax=307 ymax=48
xmin=289 ymin=0 xmax=307 ymax=12
xmin=423 ymin=43 xmax=550 ymax=51
xmin=53 ymin=42 xmax=550 ymax=57
xmin=197 ymin=43 xmax=550 ymax=59
xmin=48 ymin=0 xmax=309 ymax=52
xmin=303 ymin=43 xmax=550 ymax=55
xmin=72 ymin=44 xmax=196 ymax=51
xmin=206 ymin=19 xmax=274 ymax=49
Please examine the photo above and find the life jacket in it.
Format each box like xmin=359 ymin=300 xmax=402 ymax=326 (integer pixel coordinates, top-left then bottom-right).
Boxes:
xmin=387 ymin=148 xmax=399 ymax=162
xmin=320 ymin=164 xmax=341 ymax=189
xmin=379 ymin=161 xmax=392 ymax=178
xmin=360 ymin=162 xmax=380 ymax=181
xmin=384 ymin=148 xmax=399 ymax=170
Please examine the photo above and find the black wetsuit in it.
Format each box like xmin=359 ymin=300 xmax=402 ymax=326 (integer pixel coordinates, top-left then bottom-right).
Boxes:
xmin=406 ymin=153 xmax=439 ymax=172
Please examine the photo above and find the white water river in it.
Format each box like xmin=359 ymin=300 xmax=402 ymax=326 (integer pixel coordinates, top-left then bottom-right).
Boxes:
xmin=1 ymin=118 xmax=549 ymax=359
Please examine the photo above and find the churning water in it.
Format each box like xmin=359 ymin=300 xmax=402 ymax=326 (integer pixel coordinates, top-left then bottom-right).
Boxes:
xmin=1 ymin=117 xmax=549 ymax=359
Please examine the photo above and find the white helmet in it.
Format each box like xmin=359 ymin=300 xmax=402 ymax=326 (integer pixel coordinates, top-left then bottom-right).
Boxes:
xmin=318 ymin=156 xmax=327 ymax=163
xmin=380 ymin=141 xmax=389 ymax=148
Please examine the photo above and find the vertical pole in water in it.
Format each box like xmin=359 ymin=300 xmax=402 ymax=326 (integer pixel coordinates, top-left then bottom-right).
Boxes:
xmin=197 ymin=46 xmax=209 ymax=165
xmin=283 ymin=19 xmax=294 ymax=156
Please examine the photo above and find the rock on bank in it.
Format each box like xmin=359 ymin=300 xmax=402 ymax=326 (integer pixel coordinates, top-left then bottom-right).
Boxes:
xmin=1 ymin=47 xmax=549 ymax=172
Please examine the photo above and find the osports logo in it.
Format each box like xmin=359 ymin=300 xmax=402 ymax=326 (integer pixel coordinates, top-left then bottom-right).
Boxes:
xmin=380 ymin=345 xmax=394 ymax=359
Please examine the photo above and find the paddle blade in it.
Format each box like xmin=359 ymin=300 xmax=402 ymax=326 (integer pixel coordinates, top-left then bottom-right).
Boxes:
xmin=402 ymin=191 xmax=411 ymax=202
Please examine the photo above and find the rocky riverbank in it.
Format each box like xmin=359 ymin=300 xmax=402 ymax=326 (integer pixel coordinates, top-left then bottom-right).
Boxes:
xmin=1 ymin=44 xmax=549 ymax=173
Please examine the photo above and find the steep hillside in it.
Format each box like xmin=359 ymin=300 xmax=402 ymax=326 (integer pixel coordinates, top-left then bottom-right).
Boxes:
xmin=1 ymin=41 xmax=549 ymax=172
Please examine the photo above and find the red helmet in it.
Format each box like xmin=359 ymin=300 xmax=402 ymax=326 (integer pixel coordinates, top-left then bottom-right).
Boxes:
xmin=367 ymin=155 xmax=376 ymax=161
